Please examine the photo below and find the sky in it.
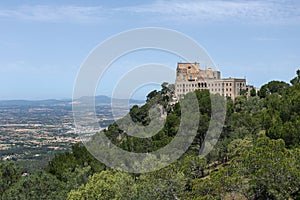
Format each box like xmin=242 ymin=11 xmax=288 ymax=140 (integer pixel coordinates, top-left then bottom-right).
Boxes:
xmin=0 ymin=0 xmax=300 ymax=100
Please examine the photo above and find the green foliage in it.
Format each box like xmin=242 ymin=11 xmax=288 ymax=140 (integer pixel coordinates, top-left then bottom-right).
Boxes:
xmin=136 ymin=164 xmax=186 ymax=200
xmin=227 ymin=137 xmax=253 ymax=159
xmin=46 ymin=144 xmax=104 ymax=180
xmin=45 ymin=143 xmax=105 ymax=193
xmin=129 ymin=104 xmax=151 ymax=125
xmin=290 ymin=69 xmax=300 ymax=85
xmin=194 ymin=89 xmax=211 ymax=115
xmin=191 ymin=137 xmax=300 ymax=200
xmin=0 ymin=162 xmax=21 ymax=196
xmin=258 ymin=72 xmax=300 ymax=147
xmin=238 ymin=137 xmax=300 ymax=199
xmin=67 ymin=170 xmax=137 ymax=200
xmin=161 ymin=82 xmax=171 ymax=95
xmin=250 ymin=88 xmax=256 ymax=96
xmin=240 ymin=89 xmax=247 ymax=96
xmin=146 ymin=90 xmax=158 ymax=101
xmin=258 ymin=80 xmax=290 ymax=98
xmin=164 ymin=113 xmax=180 ymax=136
xmin=2 ymin=171 xmax=67 ymax=200
xmin=191 ymin=166 xmax=247 ymax=199
xmin=180 ymin=155 xmax=207 ymax=179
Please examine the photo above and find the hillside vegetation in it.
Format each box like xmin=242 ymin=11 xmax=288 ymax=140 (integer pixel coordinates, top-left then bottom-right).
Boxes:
xmin=1 ymin=70 xmax=300 ymax=200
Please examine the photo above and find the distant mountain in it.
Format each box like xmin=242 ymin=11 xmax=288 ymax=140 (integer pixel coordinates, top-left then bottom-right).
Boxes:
xmin=0 ymin=99 xmax=69 ymax=106
xmin=76 ymin=95 xmax=145 ymax=105
xmin=0 ymin=95 xmax=145 ymax=106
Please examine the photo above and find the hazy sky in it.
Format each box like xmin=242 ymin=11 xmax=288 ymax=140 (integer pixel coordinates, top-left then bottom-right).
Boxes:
xmin=0 ymin=0 xmax=300 ymax=100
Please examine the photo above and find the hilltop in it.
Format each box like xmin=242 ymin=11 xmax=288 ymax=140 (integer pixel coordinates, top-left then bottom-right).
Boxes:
xmin=0 ymin=70 xmax=300 ymax=199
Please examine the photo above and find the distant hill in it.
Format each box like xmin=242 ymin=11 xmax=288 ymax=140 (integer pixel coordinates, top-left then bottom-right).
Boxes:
xmin=0 ymin=99 xmax=69 ymax=106
xmin=77 ymin=95 xmax=144 ymax=104
xmin=0 ymin=95 xmax=145 ymax=106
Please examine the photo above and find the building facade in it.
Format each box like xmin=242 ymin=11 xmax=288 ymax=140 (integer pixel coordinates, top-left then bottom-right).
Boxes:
xmin=175 ymin=62 xmax=246 ymax=99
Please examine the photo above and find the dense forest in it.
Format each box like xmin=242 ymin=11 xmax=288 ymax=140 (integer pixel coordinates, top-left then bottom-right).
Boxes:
xmin=1 ymin=70 xmax=300 ymax=200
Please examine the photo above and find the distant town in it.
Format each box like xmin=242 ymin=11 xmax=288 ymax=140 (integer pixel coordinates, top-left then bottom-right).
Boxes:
xmin=0 ymin=97 xmax=139 ymax=164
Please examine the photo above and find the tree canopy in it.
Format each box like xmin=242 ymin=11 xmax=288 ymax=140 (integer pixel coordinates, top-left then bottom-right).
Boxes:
xmin=1 ymin=69 xmax=300 ymax=199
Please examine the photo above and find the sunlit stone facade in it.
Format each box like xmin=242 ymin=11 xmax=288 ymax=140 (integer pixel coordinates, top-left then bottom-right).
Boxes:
xmin=175 ymin=63 xmax=246 ymax=99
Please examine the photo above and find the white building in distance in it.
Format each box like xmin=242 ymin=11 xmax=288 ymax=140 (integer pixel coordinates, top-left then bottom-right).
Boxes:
xmin=175 ymin=62 xmax=247 ymax=100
